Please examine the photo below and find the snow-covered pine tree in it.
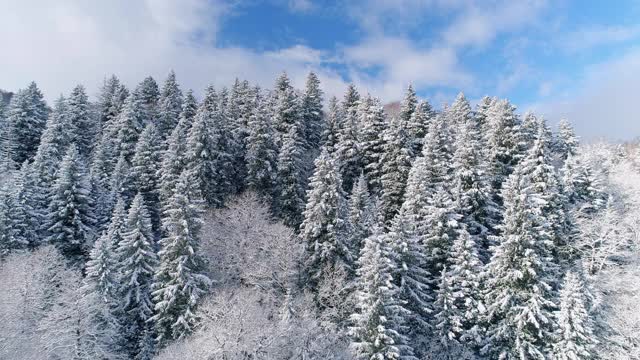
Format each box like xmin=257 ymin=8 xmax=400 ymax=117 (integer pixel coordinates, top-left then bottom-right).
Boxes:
xmin=482 ymin=161 xmax=558 ymax=360
xmin=0 ymin=188 xmax=18 ymax=256
xmin=379 ymin=115 xmax=413 ymax=224
xmin=341 ymin=84 xmax=360 ymax=127
xmin=421 ymin=187 xmax=462 ymax=277
xmin=349 ymin=231 xmax=417 ymax=360
xmin=336 ymin=92 xmax=363 ymax=193
xmin=7 ymin=82 xmax=49 ymax=164
xmin=137 ymin=76 xmax=160 ymax=125
xmin=432 ymin=265 xmax=464 ymax=357
xmin=97 ymin=75 xmax=125 ymax=132
xmin=474 ymin=96 xmax=495 ymax=139
xmin=561 ymin=154 xmax=605 ymax=213
xmin=46 ymin=145 xmax=96 ymax=263
xmin=0 ymin=98 xmax=11 ymax=167
xmin=226 ymin=78 xmax=251 ymax=194
xmin=157 ymin=70 xmax=183 ymax=141
xmin=448 ymin=92 xmax=472 ymax=132
xmin=184 ymin=103 xmax=229 ymax=208
xmin=322 ymin=96 xmax=341 ymax=155
xmin=152 ymin=170 xmax=211 ymax=346
xmin=452 ymin=108 xmax=497 ymax=261
xmin=276 ymin=124 xmax=307 ymax=227
xmin=486 ymin=98 xmax=523 ymax=205
xmin=520 ymin=112 xmax=539 ymax=151
xmin=157 ymin=91 xmax=198 ymax=207
xmin=131 ymin=124 xmax=163 ymax=233
xmin=117 ymin=193 xmax=158 ymax=360
xmin=407 ymin=99 xmax=434 ymax=156
xmin=551 ymin=271 xmax=596 ymax=360
xmin=301 ymin=71 xmax=324 ymax=149
xmin=359 ymin=96 xmax=386 ymax=193
xmin=300 ymin=147 xmax=351 ymax=289
xmin=272 ymin=72 xmax=300 ymax=144
xmin=8 ymin=161 xmax=40 ymax=249
xmin=554 ymin=120 xmax=579 ymax=162
xmin=347 ymin=174 xmax=376 ymax=258
xmin=246 ymin=90 xmax=278 ymax=197
xmin=116 ymin=91 xmax=146 ymax=162
xmin=399 ymin=84 xmax=418 ymax=128
xmin=110 ymin=154 xmax=137 ymax=208
xmin=66 ymin=84 xmax=95 ymax=157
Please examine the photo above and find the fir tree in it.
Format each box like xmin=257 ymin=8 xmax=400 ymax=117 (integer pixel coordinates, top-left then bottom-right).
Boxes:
xmin=276 ymin=124 xmax=307 ymax=227
xmin=110 ymin=155 xmax=137 ymax=207
xmin=300 ymin=148 xmax=350 ymax=288
xmin=46 ymin=145 xmax=96 ymax=263
xmin=97 ymin=75 xmax=124 ymax=131
xmin=272 ymin=72 xmax=300 ymax=143
xmin=246 ymin=91 xmax=278 ymax=197
xmin=117 ymin=194 xmax=158 ymax=360
xmin=131 ymin=124 xmax=163 ymax=232
xmin=301 ymin=71 xmax=324 ymax=149
xmin=152 ymin=171 xmax=211 ymax=345
xmin=0 ymin=188 xmax=18 ymax=256
xmin=66 ymin=84 xmax=94 ymax=157
xmin=347 ymin=174 xmax=376 ymax=258
xmin=551 ymin=271 xmax=596 ymax=360
xmin=9 ymin=161 xmax=40 ymax=249
xmin=555 ymin=120 xmax=579 ymax=162
xmin=448 ymin=92 xmax=472 ymax=131
xmin=482 ymin=161 xmax=558 ymax=360
xmin=399 ymin=84 xmax=417 ymax=126
xmin=359 ymin=96 xmax=386 ymax=193
xmin=137 ymin=76 xmax=160 ymax=124
xmin=336 ymin=93 xmax=363 ymax=193
xmin=432 ymin=265 xmax=464 ymax=355
xmin=349 ymin=231 xmax=417 ymax=360
xmin=7 ymin=82 xmax=49 ymax=164
xmin=407 ymin=99 xmax=434 ymax=156
xmin=157 ymin=70 xmax=183 ymax=141
xmin=379 ymin=115 xmax=413 ymax=224
xmin=561 ymin=154 xmax=605 ymax=212
xmin=116 ymin=91 xmax=146 ymax=161
xmin=322 ymin=96 xmax=341 ymax=155
xmin=421 ymin=188 xmax=462 ymax=276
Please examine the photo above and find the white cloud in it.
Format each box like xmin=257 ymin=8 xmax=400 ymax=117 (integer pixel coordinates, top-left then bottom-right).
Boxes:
xmin=527 ymin=48 xmax=640 ymax=141
xmin=287 ymin=0 xmax=314 ymax=13
xmin=561 ymin=24 xmax=640 ymax=53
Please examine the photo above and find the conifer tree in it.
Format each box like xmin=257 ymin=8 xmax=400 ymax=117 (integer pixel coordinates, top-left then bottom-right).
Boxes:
xmin=157 ymin=70 xmax=183 ymax=141
xmin=379 ymin=115 xmax=413 ymax=224
xmin=552 ymin=271 xmax=596 ymax=360
xmin=359 ymin=96 xmax=386 ymax=193
xmin=117 ymin=194 xmax=158 ymax=360
xmin=448 ymin=92 xmax=472 ymax=131
xmin=561 ymin=154 xmax=604 ymax=212
xmin=349 ymin=231 xmax=417 ymax=360
xmin=0 ymin=188 xmax=18 ymax=256
xmin=272 ymin=72 xmax=300 ymax=143
xmin=226 ymin=78 xmax=251 ymax=193
xmin=474 ymin=95 xmax=495 ymax=138
xmin=399 ymin=84 xmax=417 ymax=127
xmin=555 ymin=120 xmax=579 ymax=161
xmin=336 ymin=94 xmax=363 ymax=193
xmin=246 ymin=92 xmax=278 ymax=197
xmin=97 ymin=75 xmax=124 ymax=131
xmin=422 ymin=188 xmax=462 ymax=276
xmin=9 ymin=161 xmax=40 ymax=249
xmin=137 ymin=76 xmax=160 ymax=124
xmin=110 ymin=154 xmax=137 ymax=207
xmin=300 ymin=148 xmax=350 ymax=288
xmin=7 ymin=82 xmax=48 ymax=164
xmin=347 ymin=174 xmax=376 ymax=257
xmin=66 ymin=84 xmax=94 ymax=156
xmin=322 ymin=96 xmax=341 ymax=154
xmin=46 ymin=145 xmax=96 ymax=262
xmin=152 ymin=171 xmax=211 ymax=345
xmin=482 ymin=161 xmax=558 ymax=360
xmin=116 ymin=92 xmax=146 ymax=161
xmin=407 ymin=99 xmax=434 ymax=156
xmin=432 ymin=265 xmax=464 ymax=355
xmin=301 ymin=71 xmax=324 ymax=149
xmin=131 ymin=124 xmax=163 ymax=232
xmin=276 ymin=124 xmax=307 ymax=227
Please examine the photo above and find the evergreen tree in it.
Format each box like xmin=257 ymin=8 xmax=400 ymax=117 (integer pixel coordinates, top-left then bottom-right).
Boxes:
xmin=116 ymin=91 xmax=146 ymax=161
xmin=474 ymin=96 xmax=495 ymax=138
xmin=110 ymin=154 xmax=137 ymax=207
xmin=561 ymin=154 xmax=605 ymax=212
xmin=246 ymin=91 xmax=278 ymax=197
xmin=322 ymin=96 xmax=341 ymax=154
xmin=551 ymin=271 xmax=596 ymax=360
xmin=0 ymin=188 xmax=19 ymax=256
xmin=66 ymin=84 xmax=94 ymax=157
xmin=137 ymin=76 xmax=160 ymax=124
xmin=131 ymin=124 xmax=163 ymax=232
xmin=359 ymin=96 xmax=386 ymax=193
xmin=448 ymin=92 xmax=472 ymax=131
xmin=407 ymin=99 xmax=434 ymax=156
xmin=301 ymin=71 xmax=324 ymax=149
xmin=7 ymin=82 xmax=49 ymax=164
xmin=226 ymin=78 xmax=251 ymax=194
xmin=482 ymin=161 xmax=558 ymax=360
xmin=421 ymin=188 xmax=462 ymax=276
xmin=157 ymin=70 xmax=183 ymax=141
xmin=379 ymin=115 xmax=413 ymax=224
xmin=46 ymin=145 xmax=96 ymax=262
xmin=347 ymin=174 xmax=376 ymax=258
xmin=432 ymin=265 xmax=464 ymax=356
xmin=555 ymin=120 xmax=579 ymax=162
xmin=349 ymin=232 xmax=417 ymax=360
xmin=398 ymin=84 xmax=417 ymax=127
xmin=300 ymin=148 xmax=350 ymax=288
xmin=486 ymin=99 xmax=524 ymax=204
xmin=272 ymin=72 xmax=300 ymax=143
xmin=9 ymin=161 xmax=40 ymax=249
xmin=336 ymin=94 xmax=363 ymax=193
xmin=117 ymin=194 xmax=158 ymax=360
xmin=520 ymin=112 xmax=539 ymax=151
xmin=152 ymin=171 xmax=211 ymax=345
xmin=276 ymin=124 xmax=307 ymax=227
xmin=97 ymin=75 xmax=123 ymax=131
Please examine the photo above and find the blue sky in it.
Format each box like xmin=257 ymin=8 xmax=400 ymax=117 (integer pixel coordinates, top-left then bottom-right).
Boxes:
xmin=1 ymin=0 xmax=640 ymax=139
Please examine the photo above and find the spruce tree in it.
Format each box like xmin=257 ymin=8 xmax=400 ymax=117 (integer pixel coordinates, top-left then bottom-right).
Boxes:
xmin=551 ymin=271 xmax=596 ymax=360
xmin=301 ymin=71 xmax=324 ymax=149
xmin=97 ymin=75 xmax=124 ymax=131
xmin=347 ymin=174 xmax=376 ymax=257
xmin=359 ymin=96 xmax=386 ymax=193
xmin=7 ymin=82 xmax=48 ymax=164
xmin=276 ymin=124 xmax=307 ymax=227
xmin=379 ymin=115 xmax=413 ymax=224
xmin=482 ymin=161 xmax=558 ymax=360
xmin=66 ymin=84 xmax=94 ymax=157
xmin=399 ymin=84 xmax=417 ymax=127
xmin=322 ymin=96 xmax=341 ymax=155
xmin=561 ymin=154 xmax=604 ymax=212
xmin=152 ymin=171 xmax=211 ymax=345
xmin=0 ymin=188 xmax=18 ymax=256
xmin=110 ymin=154 xmax=137 ymax=207
xmin=131 ymin=124 xmax=163 ymax=232
xmin=272 ymin=72 xmax=300 ymax=143
xmin=407 ymin=99 xmax=434 ymax=156
xmin=116 ymin=91 xmax=146 ymax=161
xmin=46 ymin=145 xmax=96 ymax=263
xmin=137 ymin=76 xmax=160 ymax=124
xmin=246 ymin=91 xmax=278 ymax=197
xmin=432 ymin=265 xmax=464 ymax=355
xmin=448 ymin=92 xmax=472 ymax=131
xmin=117 ymin=194 xmax=158 ymax=360
xmin=157 ymin=70 xmax=183 ymax=141
xmin=300 ymin=148 xmax=350 ymax=288
xmin=349 ymin=231 xmax=417 ymax=360
xmin=421 ymin=187 xmax=462 ymax=276
xmin=336 ymin=93 xmax=363 ymax=193
xmin=555 ymin=120 xmax=579 ymax=162
xmin=9 ymin=161 xmax=40 ymax=249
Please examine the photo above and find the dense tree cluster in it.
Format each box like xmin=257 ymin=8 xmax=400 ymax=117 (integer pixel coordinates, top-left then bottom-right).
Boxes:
xmin=0 ymin=71 xmax=632 ymax=360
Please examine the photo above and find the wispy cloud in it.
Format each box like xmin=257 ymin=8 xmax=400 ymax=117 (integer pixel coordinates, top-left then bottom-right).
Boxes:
xmin=561 ymin=24 xmax=640 ymax=53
